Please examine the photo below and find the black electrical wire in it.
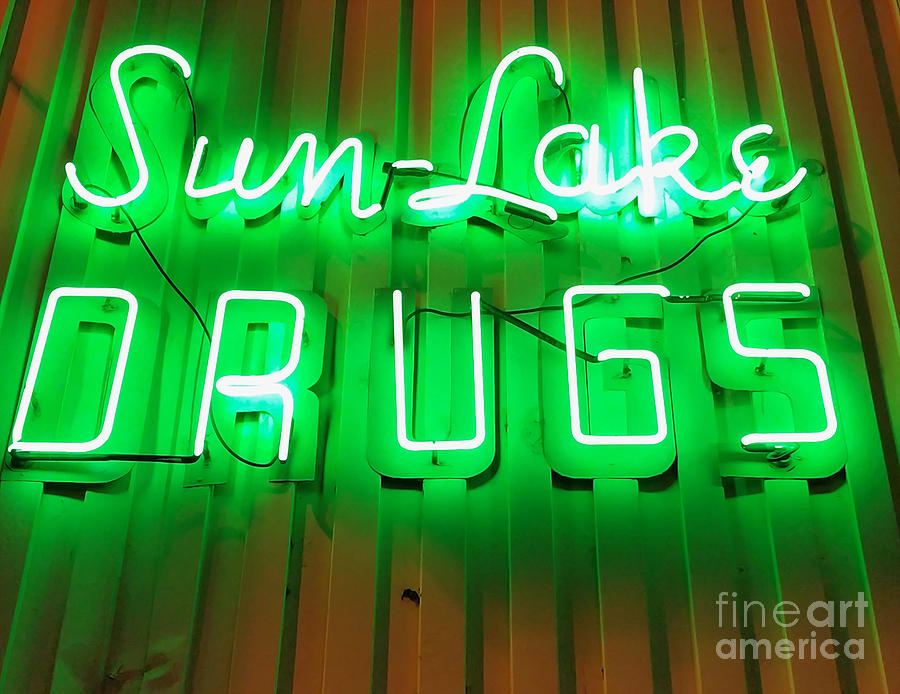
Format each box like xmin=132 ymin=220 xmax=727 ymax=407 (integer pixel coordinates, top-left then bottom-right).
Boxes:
xmin=72 ymin=63 xmax=275 ymax=467
xmin=403 ymin=205 xmax=757 ymax=355
xmin=6 ymin=178 xmax=203 ymax=464
xmin=59 ymin=172 xmax=277 ymax=468
xmin=482 ymin=302 xmax=596 ymax=362
xmin=178 ymin=72 xmax=199 ymax=147
xmin=132 ymin=228 xmax=210 ymax=340
xmin=113 ymin=197 xmax=276 ymax=468
xmin=402 ymin=300 xmax=597 ymax=362
xmin=615 ymin=205 xmax=756 ymax=285
xmin=503 ymin=204 xmax=757 ymax=318
xmin=10 ymin=452 xmax=200 ymax=463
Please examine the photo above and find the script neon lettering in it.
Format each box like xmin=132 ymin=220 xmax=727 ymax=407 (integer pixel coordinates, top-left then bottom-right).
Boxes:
xmin=69 ymin=45 xmax=808 ymax=224
xmin=532 ymin=68 xmax=806 ymax=215
xmin=66 ymin=45 xmax=192 ymax=207
xmin=534 ymin=123 xmax=596 ymax=198
xmin=392 ymin=290 xmax=486 ymax=451
xmin=194 ymin=291 xmax=306 ymax=461
xmin=186 ymin=134 xmax=382 ymax=219
xmin=8 ymin=288 xmax=138 ymax=453
xmin=407 ymin=46 xmax=564 ymax=221
xmin=731 ymin=125 xmax=808 ymax=202
xmin=722 ymin=282 xmax=837 ymax=446
xmin=562 ymin=285 xmax=670 ymax=445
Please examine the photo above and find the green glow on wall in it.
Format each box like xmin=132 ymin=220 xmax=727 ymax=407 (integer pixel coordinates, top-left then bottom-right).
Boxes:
xmin=3 ymin=4 xmax=899 ymax=693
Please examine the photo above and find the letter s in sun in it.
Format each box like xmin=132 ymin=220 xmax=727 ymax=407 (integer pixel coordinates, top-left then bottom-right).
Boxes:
xmin=65 ymin=45 xmax=192 ymax=209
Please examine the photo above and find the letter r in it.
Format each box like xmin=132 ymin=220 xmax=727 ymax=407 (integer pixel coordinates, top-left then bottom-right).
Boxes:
xmin=194 ymin=291 xmax=305 ymax=461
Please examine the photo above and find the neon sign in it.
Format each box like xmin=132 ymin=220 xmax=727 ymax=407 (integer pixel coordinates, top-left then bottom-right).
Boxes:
xmin=9 ymin=283 xmax=839 ymax=478
xmin=64 ymin=45 xmax=808 ymax=227
xmin=9 ymin=44 xmax=839 ymax=480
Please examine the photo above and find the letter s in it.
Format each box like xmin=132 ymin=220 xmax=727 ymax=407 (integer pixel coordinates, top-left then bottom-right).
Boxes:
xmin=65 ymin=45 xmax=192 ymax=207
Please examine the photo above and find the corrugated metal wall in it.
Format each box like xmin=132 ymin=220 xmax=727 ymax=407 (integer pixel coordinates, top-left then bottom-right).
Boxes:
xmin=1 ymin=0 xmax=900 ymax=692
